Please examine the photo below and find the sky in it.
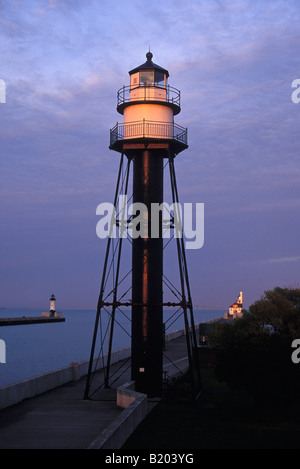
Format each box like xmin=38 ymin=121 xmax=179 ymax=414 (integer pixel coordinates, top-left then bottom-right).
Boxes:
xmin=0 ymin=0 xmax=299 ymax=311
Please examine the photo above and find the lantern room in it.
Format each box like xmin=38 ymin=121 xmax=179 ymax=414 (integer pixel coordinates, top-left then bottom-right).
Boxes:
xmin=129 ymin=51 xmax=168 ymax=88
xmin=116 ymin=51 xmax=181 ymax=116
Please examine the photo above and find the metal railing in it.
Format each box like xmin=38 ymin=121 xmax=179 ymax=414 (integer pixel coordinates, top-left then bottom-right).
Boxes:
xmin=117 ymin=84 xmax=181 ymax=109
xmin=110 ymin=119 xmax=188 ymax=147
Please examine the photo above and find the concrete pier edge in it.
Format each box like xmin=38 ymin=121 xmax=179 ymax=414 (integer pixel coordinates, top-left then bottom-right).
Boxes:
xmin=0 ymin=326 xmax=201 ymax=449
xmin=88 ymin=381 xmax=149 ymax=449
xmin=0 ymin=328 xmax=188 ymax=410
xmin=0 ymin=345 xmax=131 ymax=410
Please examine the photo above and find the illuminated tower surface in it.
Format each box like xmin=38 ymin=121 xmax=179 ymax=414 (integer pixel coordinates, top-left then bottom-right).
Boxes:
xmin=114 ymin=52 xmax=187 ymax=396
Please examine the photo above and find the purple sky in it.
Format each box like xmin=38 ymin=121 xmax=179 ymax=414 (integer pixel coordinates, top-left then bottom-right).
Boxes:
xmin=1 ymin=0 xmax=299 ymax=311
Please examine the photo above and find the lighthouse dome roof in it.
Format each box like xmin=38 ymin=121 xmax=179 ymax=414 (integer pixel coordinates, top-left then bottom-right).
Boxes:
xmin=129 ymin=51 xmax=169 ymax=78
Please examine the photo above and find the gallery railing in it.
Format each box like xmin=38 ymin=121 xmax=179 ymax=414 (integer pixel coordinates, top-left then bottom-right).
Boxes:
xmin=110 ymin=120 xmax=188 ymax=148
xmin=117 ymin=84 xmax=181 ymax=109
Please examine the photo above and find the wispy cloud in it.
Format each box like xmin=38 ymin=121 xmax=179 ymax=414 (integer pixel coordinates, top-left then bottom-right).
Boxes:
xmin=242 ymin=256 xmax=300 ymax=266
xmin=267 ymin=256 xmax=300 ymax=264
xmin=1 ymin=0 xmax=299 ymax=308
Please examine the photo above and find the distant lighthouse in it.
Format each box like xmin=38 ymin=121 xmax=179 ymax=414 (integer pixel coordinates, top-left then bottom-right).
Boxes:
xmin=225 ymin=291 xmax=244 ymax=319
xmin=41 ymin=294 xmax=63 ymax=320
xmin=50 ymin=294 xmax=56 ymax=316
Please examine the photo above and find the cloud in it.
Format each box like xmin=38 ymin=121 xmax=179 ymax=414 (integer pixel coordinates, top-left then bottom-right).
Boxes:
xmin=245 ymin=256 xmax=300 ymax=265
xmin=1 ymin=0 xmax=300 ymax=308
xmin=268 ymin=256 xmax=300 ymax=264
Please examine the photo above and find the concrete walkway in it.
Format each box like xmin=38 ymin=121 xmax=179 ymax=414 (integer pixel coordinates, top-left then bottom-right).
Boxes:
xmin=0 ymin=334 xmax=189 ymax=449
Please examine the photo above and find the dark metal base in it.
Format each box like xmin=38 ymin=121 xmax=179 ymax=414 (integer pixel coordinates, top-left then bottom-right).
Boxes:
xmin=84 ymin=144 xmax=201 ymax=400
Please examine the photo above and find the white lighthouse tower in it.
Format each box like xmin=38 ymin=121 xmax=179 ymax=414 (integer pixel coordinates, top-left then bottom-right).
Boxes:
xmin=50 ymin=294 xmax=56 ymax=316
xmin=110 ymin=51 xmax=186 ymax=154
xmin=122 ymin=51 xmax=175 ymax=139
xmin=41 ymin=293 xmax=63 ymax=319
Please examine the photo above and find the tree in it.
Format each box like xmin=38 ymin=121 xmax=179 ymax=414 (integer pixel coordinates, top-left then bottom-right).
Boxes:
xmin=210 ymin=287 xmax=300 ymax=407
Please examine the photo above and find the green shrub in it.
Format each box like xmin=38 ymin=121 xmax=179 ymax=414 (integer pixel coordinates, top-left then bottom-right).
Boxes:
xmin=209 ymin=288 xmax=300 ymax=407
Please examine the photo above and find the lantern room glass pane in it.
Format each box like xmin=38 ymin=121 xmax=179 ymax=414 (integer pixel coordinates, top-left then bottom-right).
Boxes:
xmin=140 ymin=70 xmax=154 ymax=85
xmin=154 ymin=71 xmax=165 ymax=87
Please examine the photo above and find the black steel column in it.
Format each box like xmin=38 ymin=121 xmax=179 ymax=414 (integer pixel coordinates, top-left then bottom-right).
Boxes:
xmin=131 ymin=149 xmax=164 ymax=397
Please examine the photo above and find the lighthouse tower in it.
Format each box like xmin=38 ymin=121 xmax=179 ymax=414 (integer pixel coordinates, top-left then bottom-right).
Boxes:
xmin=85 ymin=52 xmax=200 ymax=399
xmin=50 ymin=294 xmax=56 ymax=314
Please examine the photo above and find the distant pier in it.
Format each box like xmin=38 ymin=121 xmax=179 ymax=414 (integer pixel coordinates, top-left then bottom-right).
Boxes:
xmin=0 ymin=293 xmax=65 ymax=326
xmin=0 ymin=316 xmax=65 ymax=326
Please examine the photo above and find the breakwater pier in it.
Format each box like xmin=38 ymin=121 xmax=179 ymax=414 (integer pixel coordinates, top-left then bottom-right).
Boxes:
xmin=0 ymin=316 xmax=65 ymax=326
xmin=0 ymin=328 xmax=194 ymax=449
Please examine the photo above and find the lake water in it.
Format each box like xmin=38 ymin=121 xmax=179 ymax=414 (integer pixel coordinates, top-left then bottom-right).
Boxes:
xmin=0 ymin=308 xmax=224 ymax=387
